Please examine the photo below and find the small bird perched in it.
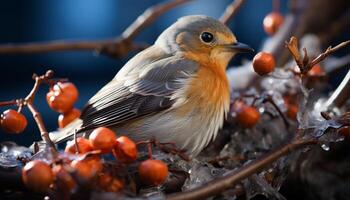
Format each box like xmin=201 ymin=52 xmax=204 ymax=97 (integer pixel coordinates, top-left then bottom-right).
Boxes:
xmin=52 ymin=15 xmax=253 ymax=156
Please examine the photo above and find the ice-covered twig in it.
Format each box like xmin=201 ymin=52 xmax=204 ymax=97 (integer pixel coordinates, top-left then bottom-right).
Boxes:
xmin=324 ymin=69 xmax=350 ymax=109
xmin=0 ymin=0 xmax=191 ymax=59
xmin=167 ymin=138 xmax=318 ymax=200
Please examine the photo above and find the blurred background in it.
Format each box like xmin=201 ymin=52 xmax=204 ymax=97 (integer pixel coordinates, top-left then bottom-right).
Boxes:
xmin=0 ymin=0 xmax=348 ymax=146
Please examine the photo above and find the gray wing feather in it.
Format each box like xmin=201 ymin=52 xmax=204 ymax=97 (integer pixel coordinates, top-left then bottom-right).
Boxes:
xmin=79 ymin=56 xmax=198 ymax=132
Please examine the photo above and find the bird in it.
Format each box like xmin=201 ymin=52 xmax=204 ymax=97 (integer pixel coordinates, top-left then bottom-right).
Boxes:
xmin=51 ymin=15 xmax=253 ymax=156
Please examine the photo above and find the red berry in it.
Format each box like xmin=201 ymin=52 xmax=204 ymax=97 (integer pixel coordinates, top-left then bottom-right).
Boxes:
xmin=71 ymin=156 xmax=103 ymax=182
xmin=58 ymin=108 xmax=81 ymax=128
xmin=263 ymin=12 xmax=284 ymax=35
xmin=113 ymin=136 xmax=138 ymax=163
xmin=252 ymin=52 xmax=276 ymax=76
xmin=1 ymin=109 xmax=27 ymax=134
xmin=65 ymin=137 xmax=93 ymax=154
xmin=236 ymin=105 xmax=260 ymax=128
xmin=46 ymin=82 xmax=79 ymax=113
xmin=308 ymin=64 xmax=324 ymax=76
xmin=89 ymin=127 xmax=117 ymax=153
xmin=52 ymin=165 xmax=76 ymax=191
xmin=139 ymin=159 xmax=168 ymax=186
xmin=22 ymin=160 xmax=54 ymax=193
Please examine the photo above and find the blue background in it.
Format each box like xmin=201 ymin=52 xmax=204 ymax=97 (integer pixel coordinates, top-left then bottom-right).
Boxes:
xmin=0 ymin=0 xmax=346 ymax=146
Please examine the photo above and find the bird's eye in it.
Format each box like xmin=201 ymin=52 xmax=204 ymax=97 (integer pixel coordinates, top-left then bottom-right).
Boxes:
xmin=200 ymin=32 xmax=214 ymax=43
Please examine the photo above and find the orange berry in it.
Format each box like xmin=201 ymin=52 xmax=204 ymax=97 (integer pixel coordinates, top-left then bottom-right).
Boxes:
xmin=22 ymin=160 xmax=54 ymax=193
xmin=52 ymin=165 xmax=76 ymax=191
xmin=65 ymin=137 xmax=93 ymax=154
xmin=139 ymin=159 xmax=168 ymax=186
xmin=1 ymin=109 xmax=27 ymax=134
xmin=89 ymin=127 xmax=117 ymax=153
xmin=308 ymin=64 xmax=324 ymax=76
xmin=252 ymin=52 xmax=276 ymax=76
xmin=107 ymin=178 xmax=124 ymax=192
xmin=46 ymin=82 xmax=79 ymax=113
xmin=98 ymin=173 xmax=113 ymax=189
xmin=58 ymin=108 xmax=81 ymax=128
xmin=113 ymin=136 xmax=137 ymax=163
xmin=71 ymin=156 xmax=103 ymax=182
xmin=263 ymin=12 xmax=284 ymax=35
xmin=286 ymin=104 xmax=298 ymax=120
xmin=236 ymin=105 xmax=260 ymax=128
xmin=98 ymin=173 xmax=123 ymax=192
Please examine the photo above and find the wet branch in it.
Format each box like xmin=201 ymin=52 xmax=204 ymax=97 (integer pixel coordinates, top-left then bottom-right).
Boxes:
xmin=0 ymin=0 xmax=191 ymax=59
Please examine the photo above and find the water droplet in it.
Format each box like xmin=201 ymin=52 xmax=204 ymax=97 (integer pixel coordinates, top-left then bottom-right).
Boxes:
xmin=321 ymin=144 xmax=330 ymax=151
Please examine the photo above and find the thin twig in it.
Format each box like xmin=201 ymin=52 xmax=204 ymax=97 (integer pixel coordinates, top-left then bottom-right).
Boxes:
xmin=219 ymin=0 xmax=246 ymax=25
xmin=167 ymin=138 xmax=318 ymax=200
xmin=0 ymin=100 xmax=18 ymax=107
xmin=263 ymin=95 xmax=290 ymax=129
xmin=122 ymin=0 xmax=192 ymax=40
xmin=286 ymin=37 xmax=350 ymax=74
xmin=0 ymin=0 xmax=191 ymax=59
xmin=25 ymin=71 xmax=57 ymax=151
xmin=0 ymin=70 xmax=57 ymax=151
xmin=307 ymin=40 xmax=350 ymax=71
xmin=74 ymin=130 xmax=80 ymax=154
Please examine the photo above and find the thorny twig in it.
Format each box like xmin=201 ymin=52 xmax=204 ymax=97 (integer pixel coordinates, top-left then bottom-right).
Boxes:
xmin=219 ymin=0 xmax=246 ymax=25
xmin=0 ymin=0 xmax=191 ymax=59
xmin=0 ymin=70 xmax=57 ymax=152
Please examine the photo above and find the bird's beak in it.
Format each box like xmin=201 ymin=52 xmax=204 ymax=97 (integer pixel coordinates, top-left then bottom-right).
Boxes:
xmin=222 ymin=42 xmax=254 ymax=53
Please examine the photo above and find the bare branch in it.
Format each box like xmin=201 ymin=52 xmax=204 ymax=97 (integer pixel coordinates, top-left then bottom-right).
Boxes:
xmin=0 ymin=0 xmax=191 ymax=59
xmin=219 ymin=0 xmax=246 ymax=25
xmin=122 ymin=0 xmax=192 ymax=40
xmin=307 ymin=40 xmax=350 ymax=70
xmin=286 ymin=37 xmax=350 ymax=75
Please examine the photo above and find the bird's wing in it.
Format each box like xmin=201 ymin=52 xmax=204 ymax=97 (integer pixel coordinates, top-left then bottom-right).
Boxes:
xmin=78 ymin=55 xmax=198 ymax=132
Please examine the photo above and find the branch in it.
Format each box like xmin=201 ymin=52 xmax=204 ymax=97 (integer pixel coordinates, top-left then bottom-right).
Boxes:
xmin=0 ymin=70 xmax=57 ymax=151
xmin=122 ymin=0 xmax=192 ymax=40
xmin=219 ymin=0 xmax=246 ymax=25
xmin=286 ymin=37 xmax=350 ymax=74
xmin=307 ymin=40 xmax=350 ymax=70
xmin=167 ymin=137 xmax=318 ymax=200
xmin=0 ymin=0 xmax=191 ymax=59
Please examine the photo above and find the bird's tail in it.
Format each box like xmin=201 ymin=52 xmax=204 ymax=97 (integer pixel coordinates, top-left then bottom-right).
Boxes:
xmin=49 ymin=119 xmax=83 ymax=144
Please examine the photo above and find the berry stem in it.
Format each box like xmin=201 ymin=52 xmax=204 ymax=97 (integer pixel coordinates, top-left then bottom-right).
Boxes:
xmin=74 ymin=130 xmax=80 ymax=154
xmin=0 ymin=100 xmax=18 ymax=107
xmin=147 ymin=143 xmax=153 ymax=160
xmin=272 ymin=0 xmax=280 ymax=12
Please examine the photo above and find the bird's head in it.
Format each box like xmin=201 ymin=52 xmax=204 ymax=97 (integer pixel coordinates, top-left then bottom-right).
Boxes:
xmin=155 ymin=15 xmax=253 ymax=68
